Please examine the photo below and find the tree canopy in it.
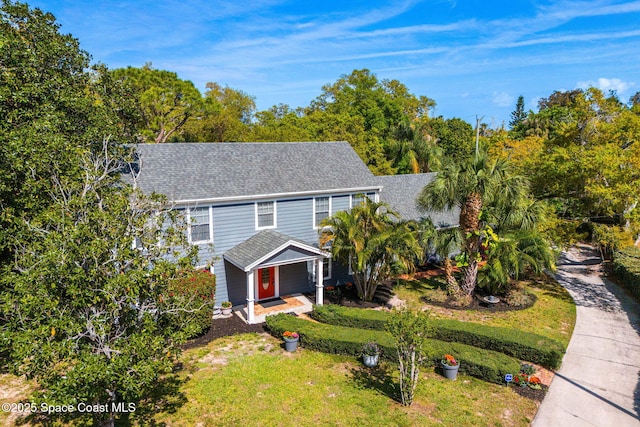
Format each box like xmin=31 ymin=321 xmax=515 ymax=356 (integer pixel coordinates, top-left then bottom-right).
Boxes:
xmin=0 ymin=0 xmax=138 ymax=265
xmin=0 ymin=4 xmax=214 ymax=425
xmin=490 ymin=87 xmax=640 ymax=251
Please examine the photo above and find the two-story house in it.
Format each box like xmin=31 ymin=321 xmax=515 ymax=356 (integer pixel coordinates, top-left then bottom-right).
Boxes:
xmin=130 ymin=141 xmax=458 ymax=323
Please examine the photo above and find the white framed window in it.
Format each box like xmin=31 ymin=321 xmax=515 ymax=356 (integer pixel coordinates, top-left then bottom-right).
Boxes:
xmin=308 ymin=259 xmax=332 ymax=281
xmin=189 ymin=207 xmax=211 ymax=243
xmin=314 ymin=196 xmax=331 ymax=228
xmin=256 ymin=201 xmax=276 ymax=229
xmin=323 ymin=258 xmax=332 ymax=280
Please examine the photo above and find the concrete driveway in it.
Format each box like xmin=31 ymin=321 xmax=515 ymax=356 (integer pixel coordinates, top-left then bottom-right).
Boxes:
xmin=532 ymin=244 xmax=640 ymax=427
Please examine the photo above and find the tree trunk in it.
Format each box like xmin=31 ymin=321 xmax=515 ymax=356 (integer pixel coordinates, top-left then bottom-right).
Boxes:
xmin=99 ymin=413 xmax=115 ymax=427
xmin=458 ymin=192 xmax=482 ymax=296
xmin=443 ymin=258 xmax=461 ymax=296
xmin=460 ymin=193 xmax=482 ymax=233
xmin=460 ymin=258 xmax=478 ymax=296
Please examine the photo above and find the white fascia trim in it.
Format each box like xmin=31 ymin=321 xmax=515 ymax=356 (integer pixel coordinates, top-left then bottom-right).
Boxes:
xmin=257 ymin=255 xmax=321 ymax=270
xmin=244 ymin=240 xmax=331 ymax=272
xmin=171 ymin=186 xmax=383 ymax=206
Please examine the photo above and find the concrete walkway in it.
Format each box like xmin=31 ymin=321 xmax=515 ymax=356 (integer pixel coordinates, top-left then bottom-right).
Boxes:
xmin=533 ymin=245 xmax=640 ymax=427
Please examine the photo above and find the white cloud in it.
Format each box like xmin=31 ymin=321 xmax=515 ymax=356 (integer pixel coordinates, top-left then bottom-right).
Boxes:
xmin=577 ymin=77 xmax=635 ymax=94
xmin=492 ymin=92 xmax=513 ymax=107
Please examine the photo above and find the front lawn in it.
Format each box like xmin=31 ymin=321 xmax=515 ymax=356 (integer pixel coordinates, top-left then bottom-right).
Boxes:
xmin=0 ymin=275 xmax=575 ymax=426
xmin=155 ymin=333 xmax=538 ymax=427
xmin=393 ymin=274 xmax=576 ymax=347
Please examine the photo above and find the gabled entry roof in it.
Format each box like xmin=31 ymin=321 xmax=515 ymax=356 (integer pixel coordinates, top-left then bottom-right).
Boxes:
xmin=223 ymin=229 xmax=330 ymax=272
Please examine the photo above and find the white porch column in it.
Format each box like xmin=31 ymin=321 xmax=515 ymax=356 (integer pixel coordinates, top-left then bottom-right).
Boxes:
xmin=315 ymin=258 xmax=324 ymax=306
xmin=247 ymin=270 xmax=255 ymax=324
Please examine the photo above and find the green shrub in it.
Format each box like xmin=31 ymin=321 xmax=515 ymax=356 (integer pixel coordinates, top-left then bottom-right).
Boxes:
xmin=311 ymin=304 xmax=565 ymax=369
xmin=430 ymin=319 xmax=564 ymax=369
xmin=612 ymin=247 xmax=640 ymax=301
xmin=165 ymin=269 xmax=216 ymax=339
xmin=266 ymin=313 xmax=521 ymax=384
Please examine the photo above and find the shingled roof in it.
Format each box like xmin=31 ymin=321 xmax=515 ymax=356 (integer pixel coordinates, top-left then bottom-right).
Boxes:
xmin=224 ymin=229 xmax=329 ymax=271
xmin=376 ymin=173 xmax=459 ymax=229
xmin=131 ymin=142 xmax=379 ymax=203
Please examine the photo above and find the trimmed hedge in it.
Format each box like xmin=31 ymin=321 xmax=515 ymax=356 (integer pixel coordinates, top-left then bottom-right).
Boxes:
xmin=612 ymin=247 xmax=640 ymax=301
xmin=311 ymin=304 xmax=565 ymax=369
xmin=266 ymin=313 xmax=521 ymax=385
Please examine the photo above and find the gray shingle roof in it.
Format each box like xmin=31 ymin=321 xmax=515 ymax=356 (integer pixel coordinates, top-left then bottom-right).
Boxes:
xmin=376 ymin=173 xmax=459 ymax=228
xmin=131 ymin=142 xmax=379 ymax=202
xmin=224 ymin=229 xmax=328 ymax=271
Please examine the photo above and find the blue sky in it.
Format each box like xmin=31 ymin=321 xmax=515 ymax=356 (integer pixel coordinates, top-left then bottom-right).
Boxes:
xmin=28 ymin=0 xmax=640 ymax=127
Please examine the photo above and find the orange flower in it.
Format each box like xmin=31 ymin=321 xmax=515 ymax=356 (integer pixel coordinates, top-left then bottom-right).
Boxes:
xmin=442 ymin=354 xmax=458 ymax=366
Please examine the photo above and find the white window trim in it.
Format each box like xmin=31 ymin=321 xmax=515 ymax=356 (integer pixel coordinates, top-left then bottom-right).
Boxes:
xmin=188 ymin=206 xmax=213 ymax=244
xmin=313 ymin=196 xmax=332 ymax=229
xmin=255 ymin=201 xmax=277 ymax=230
xmin=309 ymin=259 xmax=332 ymax=281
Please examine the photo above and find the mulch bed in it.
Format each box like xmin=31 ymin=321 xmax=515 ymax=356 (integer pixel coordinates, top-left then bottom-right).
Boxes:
xmin=510 ymin=384 xmax=548 ymax=402
xmin=421 ymin=292 xmax=537 ymax=312
xmin=311 ymin=281 xmax=394 ymax=308
xmin=182 ymin=314 xmax=267 ymax=350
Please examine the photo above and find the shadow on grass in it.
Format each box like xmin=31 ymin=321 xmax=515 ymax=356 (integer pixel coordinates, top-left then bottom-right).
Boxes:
xmin=16 ymin=371 xmax=188 ymax=427
xmin=349 ymin=363 xmax=399 ymax=403
xmin=120 ymin=372 xmax=189 ymax=426
xmin=398 ymin=276 xmax=446 ymax=293
xmin=529 ymin=275 xmax=575 ymax=305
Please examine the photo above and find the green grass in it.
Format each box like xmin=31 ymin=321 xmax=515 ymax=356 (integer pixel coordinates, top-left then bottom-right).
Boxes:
xmin=0 ymin=275 xmax=575 ymax=426
xmin=394 ymin=274 xmax=576 ymax=347
xmin=156 ymin=333 xmax=537 ymax=427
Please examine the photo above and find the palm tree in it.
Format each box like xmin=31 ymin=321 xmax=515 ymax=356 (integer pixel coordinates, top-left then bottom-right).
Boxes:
xmin=477 ymin=229 xmax=555 ymax=294
xmin=319 ymin=199 xmax=423 ymax=302
xmin=416 ymin=150 xmax=529 ymax=297
xmin=416 ymin=218 xmax=462 ymax=296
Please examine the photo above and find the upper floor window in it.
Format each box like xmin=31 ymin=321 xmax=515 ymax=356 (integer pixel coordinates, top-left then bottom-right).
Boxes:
xmin=256 ymin=201 xmax=276 ymax=229
xmin=351 ymin=193 xmax=366 ymax=208
xmin=190 ymin=207 xmax=211 ymax=243
xmin=314 ymin=197 xmax=330 ymax=227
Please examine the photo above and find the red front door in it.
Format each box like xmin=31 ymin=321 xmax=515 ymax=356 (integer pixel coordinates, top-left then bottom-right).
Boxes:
xmin=257 ymin=267 xmax=276 ymax=300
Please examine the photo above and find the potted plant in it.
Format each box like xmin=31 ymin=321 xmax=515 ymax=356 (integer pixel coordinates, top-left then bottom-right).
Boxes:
xmin=361 ymin=342 xmax=380 ymax=367
xmin=282 ymin=331 xmax=299 ymax=352
xmin=441 ymin=353 xmax=460 ymax=380
xmin=221 ymin=301 xmax=232 ymax=315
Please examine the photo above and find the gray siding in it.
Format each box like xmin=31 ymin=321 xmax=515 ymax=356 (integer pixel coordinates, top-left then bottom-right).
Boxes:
xmin=208 ymin=192 xmax=376 ymax=306
xmin=211 ymin=203 xmax=255 ymax=304
xmin=223 ymin=260 xmax=247 ymax=304
xmin=276 ymin=198 xmax=317 ymax=243
xmin=332 ymin=194 xmax=350 ymax=212
xmin=279 ymin=263 xmax=314 ymax=295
